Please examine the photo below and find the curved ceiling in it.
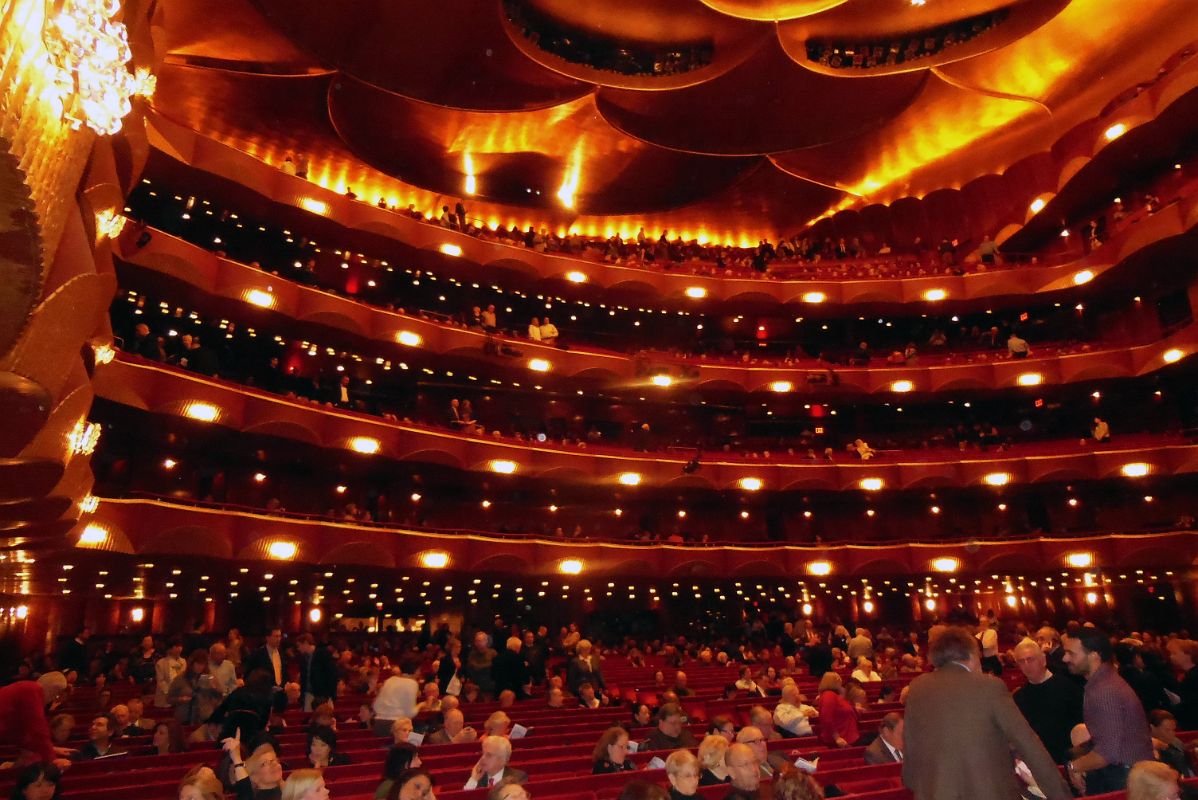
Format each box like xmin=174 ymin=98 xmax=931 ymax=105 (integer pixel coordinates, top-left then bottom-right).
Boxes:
xmin=147 ymin=0 xmax=1198 ymax=235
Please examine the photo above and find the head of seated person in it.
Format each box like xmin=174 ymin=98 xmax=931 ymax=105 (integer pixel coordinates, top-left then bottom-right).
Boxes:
xmin=307 ymin=725 xmax=344 ymax=768
xmin=153 ymin=719 xmax=186 ymax=755
xmin=13 ymin=762 xmax=62 ymax=800
xmin=1127 ymin=761 xmax=1180 ymax=800
xmin=245 ymin=735 xmax=284 ymax=792
xmin=178 ymin=765 xmax=224 ymax=800
xmin=489 ymin=775 xmax=530 ymax=800
xmin=280 ymin=768 xmax=328 ymax=800
xmin=382 ymin=743 xmax=421 ymax=786
xmin=617 ymin=781 xmax=670 ymax=800
xmin=773 ymin=766 xmax=825 ymax=800
xmin=390 ymin=717 xmax=413 ymax=746
xmin=483 ymin=711 xmax=511 ymax=738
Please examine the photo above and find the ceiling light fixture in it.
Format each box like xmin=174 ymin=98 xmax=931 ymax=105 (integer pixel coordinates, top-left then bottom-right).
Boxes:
xmin=396 ymin=330 xmax=422 ymax=347
xmin=769 ymin=381 xmax=793 ymax=393
xmin=922 ymin=288 xmax=947 ymax=302
xmin=618 ymin=472 xmax=642 ymax=486
xmin=439 ymin=243 xmax=462 ymax=257
xmin=685 ymin=286 xmax=707 ymax=299
xmin=348 ymin=437 xmax=380 ymax=454
xmin=802 ymin=291 xmax=826 ymax=304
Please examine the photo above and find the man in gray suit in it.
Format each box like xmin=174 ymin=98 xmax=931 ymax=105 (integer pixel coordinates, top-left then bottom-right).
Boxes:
xmin=864 ymin=712 xmax=904 ymax=764
xmin=903 ymin=626 xmax=1071 ymax=800
xmin=462 ymin=735 xmax=527 ymax=790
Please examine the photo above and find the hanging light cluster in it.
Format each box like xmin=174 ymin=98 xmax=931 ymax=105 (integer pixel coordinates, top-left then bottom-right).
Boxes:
xmin=40 ymin=0 xmax=148 ymax=135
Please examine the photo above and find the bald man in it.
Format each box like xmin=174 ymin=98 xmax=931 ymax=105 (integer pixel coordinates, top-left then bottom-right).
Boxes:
xmin=1012 ymin=639 xmax=1083 ymax=764
xmin=724 ymin=742 xmax=768 ymax=799
xmin=427 ymin=708 xmax=477 ymax=745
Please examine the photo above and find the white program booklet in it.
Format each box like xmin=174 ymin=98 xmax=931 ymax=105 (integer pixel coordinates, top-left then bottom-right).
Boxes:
xmin=511 ymin=724 xmax=529 ymax=739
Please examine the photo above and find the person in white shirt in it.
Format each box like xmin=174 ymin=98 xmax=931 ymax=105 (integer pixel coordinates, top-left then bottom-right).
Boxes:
xmin=852 ymin=657 xmax=883 ymax=683
xmin=773 ymin=682 xmax=819 ymax=737
xmin=735 ymin=666 xmax=765 ymax=696
xmin=373 ymin=672 xmax=419 ymax=737
xmin=207 ymin=642 xmax=238 ymax=697
xmin=463 ymin=735 xmax=527 ymax=789
xmin=154 ymin=642 xmax=185 ymax=708
xmin=539 ymin=317 xmax=558 ymax=345
xmin=527 ymin=317 xmax=541 ymax=341
xmin=977 ymin=617 xmax=1001 ymax=674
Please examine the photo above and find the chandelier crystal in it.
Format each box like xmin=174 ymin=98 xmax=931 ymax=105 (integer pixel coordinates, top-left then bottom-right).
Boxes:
xmin=41 ymin=0 xmax=140 ymax=135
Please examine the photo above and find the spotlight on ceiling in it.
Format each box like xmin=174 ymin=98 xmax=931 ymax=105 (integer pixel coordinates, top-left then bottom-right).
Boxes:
xmin=558 ymin=559 xmax=584 ymax=575
xmin=183 ymin=402 xmax=219 ymax=423
xmin=618 ymin=472 xmax=642 ymax=486
xmin=770 ymin=381 xmax=793 ymax=393
xmin=802 ymin=291 xmax=826 ymax=304
xmin=267 ymin=541 xmax=297 ymax=560
xmin=439 ymin=243 xmax=462 ymax=257
xmin=348 ymin=437 xmax=380 ymax=454
xmin=1163 ymin=348 xmax=1184 ymax=364
xmin=528 ymin=358 xmax=551 ymax=372
xmin=245 ymin=289 xmax=275 ymax=308
xmin=566 ymin=271 xmax=587 ymax=284
xmin=1120 ymin=462 xmax=1149 ymax=478
xmin=1017 ymin=372 xmax=1043 ymax=386
xmin=890 ymin=380 xmax=914 ymax=393
xmin=1103 ymin=122 xmax=1127 ymax=141
xmin=738 ymin=477 xmax=763 ymax=492
xmin=685 ymin=286 xmax=707 ymax=299
xmin=78 ymin=524 xmax=108 ymax=546
xmin=1073 ymin=270 xmax=1094 ymax=285
xmin=807 ymin=560 xmax=832 ymax=576
xmin=489 ymin=459 xmax=518 ymax=475
xmin=931 ymin=557 xmax=959 ymax=573
xmin=984 ymin=472 xmax=1011 ymax=486
xmin=859 ymin=477 xmax=884 ymax=492
xmin=1065 ymin=552 xmax=1094 ymax=569
xmin=1029 ymin=198 xmax=1046 ymax=214
xmin=396 ymin=330 xmax=422 ymax=347
xmin=922 ymin=288 xmax=947 ymax=302
xmin=420 ymin=551 xmax=450 ymax=569
xmin=651 ymin=374 xmax=673 ymax=387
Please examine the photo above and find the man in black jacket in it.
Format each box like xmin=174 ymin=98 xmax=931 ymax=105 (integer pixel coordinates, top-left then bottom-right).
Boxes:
xmin=244 ymin=628 xmax=286 ymax=688
xmin=297 ymin=634 xmax=338 ymax=711
xmin=491 ymin=636 xmax=529 ymax=700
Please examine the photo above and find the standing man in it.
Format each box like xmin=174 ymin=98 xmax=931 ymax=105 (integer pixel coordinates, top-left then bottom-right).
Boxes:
xmin=296 ymin=634 xmax=337 ymax=712
xmin=1012 ymin=639 xmax=1084 ymax=764
xmin=154 ymin=639 xmax=185 ymax=708
xmin=245 ymin=628 xmax=286 ymax=688
xmin=903 ymin=626 xmax=1069 ymax=800
xmin=1063 ymin=627 xmax=1155 ymax=794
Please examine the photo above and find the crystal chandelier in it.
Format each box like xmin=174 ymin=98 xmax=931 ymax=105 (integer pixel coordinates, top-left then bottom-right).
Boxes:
xmin=41 ymin=0 xmax=143 ymax=136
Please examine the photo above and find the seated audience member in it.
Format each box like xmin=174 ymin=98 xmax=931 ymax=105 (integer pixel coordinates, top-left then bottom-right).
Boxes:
xmin=153 ymin=719 xmax=187 ymax=755
xmin=386 ymin=768 xmax=435 ymax=800
xmin=280 ymin=769 xmax=328 ymax=800
xmin=546 ymin=687 xmax=565 ymax=708
xmin=178 ymin=766 xmax=225 ymax=800
xmin=1127 ymin=761 xmax=1181 ymax=800
xmin=427 ymin=708 xmax=476 ymax=745
xmin=593 ymin=726 xmax=636 ymax=773
xmin=817 ymin=672 xmax=860 ymax=748
xmin=737 ymin=726 xmax=789 ymax=777
xmin=630 ymin=703 xmax=653 ymax=728
xmin=375 ymin=744 xmax=421 ymax=800
xmin=864 ymin=713 xmax=904 ymax=764
xmin=774 ymin=683 xmax=818 ymax=737
xmin=308 ymin=702 xmax=337 ymax=732
xmin=74 ymin=713 xmax=123 ymax=760
xmin=709 ymin=715 xmax=736 ymax=742
xmin=1149 ymin=710 xmax=1194 ymax=778
xmin=735 ymin=666 xmax=765 ymax=696
xmin=416 ymin=683 xmax=441 ymax=713
xmin=463 ymin=735 xmax=527 ymax=790
xmin=124 ymin=697 xmax=154 ymax=735
xmin=698 ymin=735 xmax=731 ymax=785
xmin=483 ymin=711 xmax=511 ymax=738
xmin=578 ymin=681 xmax=604 ymax=708
xmin=620 ymin=782 xmax=671 ymax=800
xmin=306 ymin=725 xmax=349 ymax=769
xmin=644 ymin=703 xmax=698 ymax=751
xmin=748 ymin=707 xmax=780 ymax=742
xmin=667 ymin=748 xmax=703 ymax=800
xmin=12 ymin=763 xmax=63 ymax=800
xmin=389 ymin=717 xmax=414 ymax=747
xmin=673 ymin=671 xmax=694 ymax=697
xmin=489 ymin=776 xmax=532 ymax=800
xmin=851 ymin=658 xmax=882 ymax=683
xmin=723 ymin=742 xmax=763 ymax=799
xmin=49 ymin=713 xmax=74 ymax=747
xmin=224 ymin=733 xmax=284 ymax=800
xmin=773 ymin=767 xmax=824 ymax=800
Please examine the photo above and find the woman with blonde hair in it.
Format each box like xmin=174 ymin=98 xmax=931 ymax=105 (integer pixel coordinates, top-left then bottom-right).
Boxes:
xmin=281 ymin=769 xmax=329 ymax=800
xmin=697 ymin=734 xmax=730 ymax=785
xmin=178 ymin=766 xmax=223 ymax=800
xmin=665 ymin=749 xmax=702 ymax=800
xmin=1127 ymin=761 xmax=1180 ymax=800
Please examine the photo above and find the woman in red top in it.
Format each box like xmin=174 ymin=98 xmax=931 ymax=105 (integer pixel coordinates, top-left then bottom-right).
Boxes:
xmin=817 ymin=672 xmax=860 ymax=747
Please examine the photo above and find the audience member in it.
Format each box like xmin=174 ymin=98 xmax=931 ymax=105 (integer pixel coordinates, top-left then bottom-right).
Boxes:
xmin=723 ymin=742 xmax=765 ymax=799
xmin=592 ymin=726 xmax=635 ymax=773
xmin=816 ymin=673 xmax=859 ymax=748
xmin=1126 ymin=761 xmax=1180 ymax=800
xmin=644 ymin=704 xmax=698 ymax=751
xmin=773 ymin=682 xmax=817 ymax=737
xmin=463 ymin=735 xmax=526 ymax=790
xmin=11 ymin=762 xmax=63 ymax=800
xmin=666 ymin=748 xmax=703 ymax=799
xmin=903 ymin=626 xmax=1069 ymax=800
xmin=153 ymin=719 xmax=187 ymax=755
xmin=1148 ymin=710 xmax=1194 ymax=778
xmin=1012 ymin=638 xmax=1084 ymax=764
xmin=280 ymin=769 xmax=328 ymax=800
xmin=373 ymin=672 xmax=419 ymax=738
xmin=1063 ymin=627 xmax=1155 ymax=793
xmin=698 ymin=734 xmax=731 ymax=785
xmin=864 ymin=713 xmax=903 ymax=764
xmin=374 ymin=744 xmax=421 ymax=799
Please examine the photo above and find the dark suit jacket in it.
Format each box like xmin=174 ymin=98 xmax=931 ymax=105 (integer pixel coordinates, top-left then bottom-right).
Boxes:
xmin=491 ymin=649 xmax=529 ymax=698
xmin=864 ymin=736 xmax=900 ymax=765
xmin=300 ymin=648 xmax=338 ymax=700
xmin=566 ymin=655 xmax=604 ymax=695
xmin=244 ymin=646 xmax=287 ymax=687
xmin=903 ymin=663 xmax=1071 ymax=800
